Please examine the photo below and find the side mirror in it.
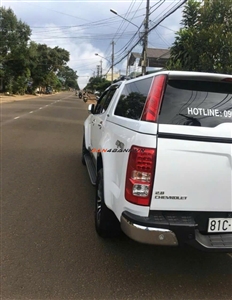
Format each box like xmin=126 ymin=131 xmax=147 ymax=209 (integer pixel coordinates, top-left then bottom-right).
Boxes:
xmin=88 ymin=104 xmax=95 ymax=114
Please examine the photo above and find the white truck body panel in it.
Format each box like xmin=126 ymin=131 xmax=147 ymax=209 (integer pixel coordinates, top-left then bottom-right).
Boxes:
xmin=151 ymin=137 xmax=232 ymax=211
xmin=149 ymin=116 xmax=232 ymax=212
xmin=83 ymin=70 xmax=232 ymax=251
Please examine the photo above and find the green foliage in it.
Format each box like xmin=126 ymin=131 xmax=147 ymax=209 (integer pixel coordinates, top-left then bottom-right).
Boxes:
xmin=29 ymin=43 xmax=70 ymax=90
xmin=167 ymin=0 xmax=232 ymax=74
xmin=0 ymin=7 xmax=77 ymax=94
xmin=54 ymin=79 xmax=62 ymax=91
xmin=85 ymin=77 xmax=111 ymax=93
xmin=12 ymin=76 xmax=28 ymax=94
xmin=0 ymin=7 xmax=32 ymax=93
xmin=0 ymin=7 xmax=31 ymax=57
xmin=57 ymin=66 xmax=79 ymax=90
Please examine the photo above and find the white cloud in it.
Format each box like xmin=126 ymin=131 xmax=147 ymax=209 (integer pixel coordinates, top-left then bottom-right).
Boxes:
xmin=31 ymin=23 xmax=111 ymax=88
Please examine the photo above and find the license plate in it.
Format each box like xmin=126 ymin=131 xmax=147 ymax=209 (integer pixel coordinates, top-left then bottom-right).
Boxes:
xmin=208 ymin=218 xmax=232 ymax=233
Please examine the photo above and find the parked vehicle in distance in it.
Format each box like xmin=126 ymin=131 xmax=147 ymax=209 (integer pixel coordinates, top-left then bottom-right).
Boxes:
xmin=82 ymin=70 xmax=232 ymax=252
xmin=45 ymin=86 xmax=53 ymax=94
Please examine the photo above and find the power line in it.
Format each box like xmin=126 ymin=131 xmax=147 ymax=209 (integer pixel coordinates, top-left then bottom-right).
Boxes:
xmin=159 ymin=24 xmax=177 ymax=33
xmin=153 ymin=28 xmax=171 ymax=47
xmin=111 ymin=0 xmax=167 ymax=63
xmin=149 ymin=0 xmax=165 ymax=15
xmin=109 ymin=0 xmax=187 ymax=71
xmin=114 ymin=0 xmax=143 ymax=44
xmin=105 ymin=6 xmax=146 ymax=58
xmin=32 ymin=32 xmax=135 ymax=41
xmin=112 ymin=0 xmax=136 ymax=43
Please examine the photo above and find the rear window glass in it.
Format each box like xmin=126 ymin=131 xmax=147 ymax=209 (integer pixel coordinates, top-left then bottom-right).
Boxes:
xmin=114 ymin=77 xmax=153 ymax=120
xmin=159 ymin=79 xmax=232 ymax=127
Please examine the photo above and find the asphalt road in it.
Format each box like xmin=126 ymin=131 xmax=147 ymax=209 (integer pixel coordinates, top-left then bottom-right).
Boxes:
xmin=1 ymin=92 xmax=232 ymax=300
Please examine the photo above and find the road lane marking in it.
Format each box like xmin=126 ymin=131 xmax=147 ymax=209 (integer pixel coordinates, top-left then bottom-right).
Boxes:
xmin=227 ymin=253 xmax=232 ymax=258
xmin=2 ymin=93 xmax=74 ymax=126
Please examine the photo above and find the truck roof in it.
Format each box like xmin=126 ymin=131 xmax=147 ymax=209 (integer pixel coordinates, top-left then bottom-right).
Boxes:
xmin=125 ymin=70 xmax=232 ymax=84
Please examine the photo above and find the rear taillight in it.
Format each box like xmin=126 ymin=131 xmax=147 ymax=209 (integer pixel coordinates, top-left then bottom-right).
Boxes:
xmin=141 ymin=74 xmax=167 ymax=122
xmin=125 ymin=146 xmax=156 ymax=206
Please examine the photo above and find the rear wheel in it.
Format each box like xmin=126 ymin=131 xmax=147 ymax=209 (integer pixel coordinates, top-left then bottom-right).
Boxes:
xmin=95 ymin=168 xmax=120 ymax=238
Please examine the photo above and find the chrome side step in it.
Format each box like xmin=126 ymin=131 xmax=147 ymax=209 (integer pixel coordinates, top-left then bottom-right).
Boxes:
xmin=84 ymin=153 xmax=96 ymax=185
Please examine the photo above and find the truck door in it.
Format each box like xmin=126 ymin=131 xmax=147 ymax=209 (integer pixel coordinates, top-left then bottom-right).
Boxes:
xmin=90 ymin=87 xmax=119 ymax=162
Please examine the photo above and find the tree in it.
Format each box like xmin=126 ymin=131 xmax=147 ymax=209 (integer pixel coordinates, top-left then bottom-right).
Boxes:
xmin=57 ymin=66 xmax=79 ymax=90
xmin=0 ymin=7 xmax=31 ymax=57
xmin=0 ymin=7 xmax=32 ymax=93
xmin=29 ymin=44 xmax=70 ymax=91
xmin=167 ymin=0 xmax=232 ymax=74
xmin=0 ymin=7 xmax=79 ymax=94
xmin=85 ymin=77 xmax=111 ymax=93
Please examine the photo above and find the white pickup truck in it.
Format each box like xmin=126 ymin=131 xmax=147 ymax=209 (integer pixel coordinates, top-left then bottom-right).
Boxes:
xmin=82 ymin=71 xmax=232 ymax=252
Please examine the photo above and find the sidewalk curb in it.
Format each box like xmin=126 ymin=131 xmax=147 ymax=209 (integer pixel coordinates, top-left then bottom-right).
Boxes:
xmin=0 ymin=92 xmax=61 ymax=104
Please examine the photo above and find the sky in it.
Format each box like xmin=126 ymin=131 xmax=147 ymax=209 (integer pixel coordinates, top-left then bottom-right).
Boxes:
xmin=1 ymin=0 xmax=185 ymax=88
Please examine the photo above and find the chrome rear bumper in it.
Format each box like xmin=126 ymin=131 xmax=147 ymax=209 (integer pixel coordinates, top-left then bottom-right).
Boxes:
xmin=121 ymin=211 xmax=232 ymax=252
xmin=121 ymin=215 xmax=178 ymax=246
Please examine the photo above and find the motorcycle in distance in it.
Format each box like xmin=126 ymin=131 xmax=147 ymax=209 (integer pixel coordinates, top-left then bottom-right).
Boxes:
xmin=78 ymin=91 xmax=82 ymax=99
xmin=82 ymin=91 xmax=88 ymax=102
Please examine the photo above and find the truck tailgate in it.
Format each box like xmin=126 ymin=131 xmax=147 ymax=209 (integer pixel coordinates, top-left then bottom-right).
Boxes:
xmin=151 ymin=132 xmax=232 ymax=211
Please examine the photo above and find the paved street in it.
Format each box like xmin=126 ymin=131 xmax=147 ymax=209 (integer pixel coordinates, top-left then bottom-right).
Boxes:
xmin=1 ymin=92 xmax=232 ymax=300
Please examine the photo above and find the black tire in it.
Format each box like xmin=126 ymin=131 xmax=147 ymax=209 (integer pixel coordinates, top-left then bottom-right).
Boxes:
xmin=95 ymin=168 xmax=120 ymax=238
xmin=81 ymin=136 xmax=88 ymax=166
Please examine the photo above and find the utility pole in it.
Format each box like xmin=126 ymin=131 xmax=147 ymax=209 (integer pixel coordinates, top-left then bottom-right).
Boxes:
xmin=126 ymin=52 xmax=130 ymax=76
xmin=100 ymin=60 xmax=102 ymax=77
xmin=96 ymin=65 xmax=100 ymax=77
xmin=111 ymin=41 xmax=115 ymax=83
xmin=142 ymin=0 xmax=150 ymax=75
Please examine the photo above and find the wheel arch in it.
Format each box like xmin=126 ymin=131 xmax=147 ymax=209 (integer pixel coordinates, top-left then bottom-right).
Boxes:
xmin=96 ymin=151 xmax=115 ymax=212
